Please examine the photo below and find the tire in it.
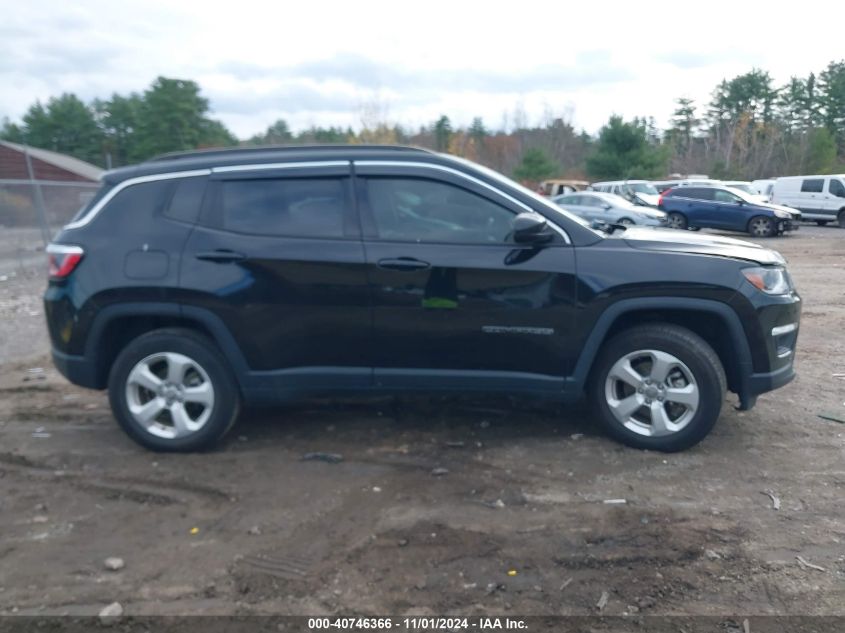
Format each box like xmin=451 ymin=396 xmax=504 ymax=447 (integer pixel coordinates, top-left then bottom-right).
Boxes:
xmin=617 ymin=217 xmax=634 ymax=226
xmin=815 ymin=220 xmax=829 ymax=226
xmin=838 ymin=210 xmax=845 ymax=229
xmin=747 ymin=215 xmax=776 ymax=237
xmin=588 ymin=323 xmax=726 ymax=452
xmin=666 ymin=212 xmax=687 ymax=230
xmin=107 ymin=328 xmax=241 ymax=451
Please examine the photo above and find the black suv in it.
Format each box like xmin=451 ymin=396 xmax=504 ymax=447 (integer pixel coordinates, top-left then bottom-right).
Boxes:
xmin=44 ymin=146 xmax=801 ymax=452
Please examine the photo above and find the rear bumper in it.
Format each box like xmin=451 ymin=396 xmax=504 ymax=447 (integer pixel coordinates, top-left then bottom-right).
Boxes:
xmin=51 ymin=348 xmax=101 ymax=389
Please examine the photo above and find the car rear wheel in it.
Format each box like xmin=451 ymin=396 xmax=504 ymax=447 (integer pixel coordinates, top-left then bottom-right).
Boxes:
xmin=748 ymin=215 xmax=776 ymax=237
xmin=108 ymin=328 xmax=240 ymax=451
xmin=816 ymin=220 xmax=829 ymax=226
xmin=666 ymin=212 xmax=687 ymax=230
xmin=838 ymin=210 xmax=845 ymax=229
xmin=589 ymin=324 xmax=726 ymax=452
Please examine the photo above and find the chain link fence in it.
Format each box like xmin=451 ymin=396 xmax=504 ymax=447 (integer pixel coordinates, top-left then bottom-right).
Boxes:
xmin=1 ymin=179 xmax=99 ymax=236
xmin=0 ymin=179 xmax=99 ymax=279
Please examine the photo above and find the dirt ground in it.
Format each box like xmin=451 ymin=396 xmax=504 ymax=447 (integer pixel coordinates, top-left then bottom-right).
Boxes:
xmin=0 ymin=225 xmax=843 ymax=619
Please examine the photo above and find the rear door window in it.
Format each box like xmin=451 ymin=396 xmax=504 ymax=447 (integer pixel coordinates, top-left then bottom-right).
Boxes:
xmin=214 ymin=178 xmax=349 ymax=238
xmin=801 ymin=179 xmax=824 ymax=193
xmin=713 ymin=189 xmax=740 ymax=203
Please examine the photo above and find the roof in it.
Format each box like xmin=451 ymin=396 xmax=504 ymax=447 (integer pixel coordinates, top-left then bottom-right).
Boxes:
xmin=0 ymin=140 xmax=104 ymax=181
xmin=104 ymin=144 xmax=437 ymax=184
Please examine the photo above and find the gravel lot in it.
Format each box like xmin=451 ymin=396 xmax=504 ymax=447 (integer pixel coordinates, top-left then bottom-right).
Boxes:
xmin=0 ymin=225 xmax=843 ymax=618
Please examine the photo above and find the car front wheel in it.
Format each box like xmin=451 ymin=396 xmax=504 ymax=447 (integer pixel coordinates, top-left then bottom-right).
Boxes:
xmin=748 ymin=215 xmax=776 ymax=237
xmin=108 ymin=328 xmax=241 ymax=451
xmin=589 ymin=324 xmax=726 ymax=452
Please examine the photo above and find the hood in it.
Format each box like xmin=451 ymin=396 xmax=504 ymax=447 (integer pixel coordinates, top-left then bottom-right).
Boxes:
xmin=619 ymin=227 xmax=786 ymax=265
xmin=634 ymin=207 xmax=667 ymax=219
xmin=633 ymin=193 xmax=661 ymax=207
xmin=764 ymin=202 xmax=800 ymax=217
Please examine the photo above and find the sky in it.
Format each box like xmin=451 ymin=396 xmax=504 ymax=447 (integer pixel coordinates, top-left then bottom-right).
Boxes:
xmin=1 ymin=0 xmax=843 ymax=139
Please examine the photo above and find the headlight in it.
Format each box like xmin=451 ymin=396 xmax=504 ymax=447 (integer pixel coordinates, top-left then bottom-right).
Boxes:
xmin=774 ymin=210 xmax=791 ymax=219
xmin=742 ymin=266 xmax=791 ymax=294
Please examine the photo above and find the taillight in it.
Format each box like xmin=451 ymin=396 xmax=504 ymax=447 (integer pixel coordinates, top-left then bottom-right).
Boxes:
xmin=47 ymin=243 xmax=84 ymax=279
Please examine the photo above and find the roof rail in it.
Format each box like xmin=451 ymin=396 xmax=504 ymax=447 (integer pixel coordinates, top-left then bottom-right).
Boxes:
xmin=148 ymin=144 xmax=433 ymax=162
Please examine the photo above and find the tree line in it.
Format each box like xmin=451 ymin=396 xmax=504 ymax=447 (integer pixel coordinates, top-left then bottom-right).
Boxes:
xmin=2 ymin=60 xmax=844 ymax=183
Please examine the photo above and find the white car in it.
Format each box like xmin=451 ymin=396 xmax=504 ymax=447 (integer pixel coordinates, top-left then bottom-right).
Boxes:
xmin=589 ymin=180 xmax=661 ymax=207
xmin=723 ymin=181 xmax=769 ymax=205
xmin=771 ymin=175 xmax=845 ymax=227
xmin=750 ymin=179 xmax=776 ymax=202
xmin=553 ymin=191 xmax=667 ymax=227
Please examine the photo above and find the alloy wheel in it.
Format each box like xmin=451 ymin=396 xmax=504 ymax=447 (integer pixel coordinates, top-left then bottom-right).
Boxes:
xmin=604 ymin=349 xmax=699 ymax=437
xmin=125 ymin=352 xmax=215 ymax=439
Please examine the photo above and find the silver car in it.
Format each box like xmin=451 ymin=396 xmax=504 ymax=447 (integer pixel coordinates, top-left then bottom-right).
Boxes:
xmin=552 ymin=191 xmax=667 ymax=227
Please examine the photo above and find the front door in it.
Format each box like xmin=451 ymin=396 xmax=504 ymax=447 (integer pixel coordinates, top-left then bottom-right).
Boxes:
xmin=354 ymin=163 xmax=578 ymax=393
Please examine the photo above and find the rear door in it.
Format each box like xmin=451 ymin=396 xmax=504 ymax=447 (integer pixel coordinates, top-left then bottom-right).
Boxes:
xmin=679 ymin=188 xmax=716 ymax=227
xmin=179 ymin=162 xmax=372 ymax=393
xmin=354 ymin=161 xmax=578 ymax=392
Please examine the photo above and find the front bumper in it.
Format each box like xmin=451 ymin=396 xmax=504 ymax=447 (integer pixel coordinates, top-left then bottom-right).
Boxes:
xmin=778 ymin=218 xmax=800 ymax=232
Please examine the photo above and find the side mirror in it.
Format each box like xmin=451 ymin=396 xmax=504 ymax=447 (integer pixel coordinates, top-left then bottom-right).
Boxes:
xmin=512 ymin=212 xmax=554 ymax=244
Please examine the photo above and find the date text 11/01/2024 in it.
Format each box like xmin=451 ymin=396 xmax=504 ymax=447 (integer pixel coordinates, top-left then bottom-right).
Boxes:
xmin=307 ymin=617 xmax=528 ymax=630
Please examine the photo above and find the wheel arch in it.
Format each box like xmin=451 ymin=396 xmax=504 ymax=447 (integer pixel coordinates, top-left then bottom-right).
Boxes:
xmin=84 ymin=303 xmax=249 ymax=390
xmin=566 ymin=298 xmax=753 ymax=402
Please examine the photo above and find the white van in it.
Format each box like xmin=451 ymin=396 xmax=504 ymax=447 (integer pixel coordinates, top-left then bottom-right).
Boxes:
xmin=771 ymin=175 xmax=845 ymax=226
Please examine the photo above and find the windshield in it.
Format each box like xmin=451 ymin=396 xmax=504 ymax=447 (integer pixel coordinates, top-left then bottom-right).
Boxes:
xmin=446 ymin=155 xmax=602 ymax=235
xmin=626 ymin=182 xmax=659 ymax=195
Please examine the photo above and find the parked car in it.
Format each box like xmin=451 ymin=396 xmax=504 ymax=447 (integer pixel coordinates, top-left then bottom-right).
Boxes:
xmin=540 ymin=179 xmax=589 ymax=197
xmin=45 ymin=145 xmax=800 ymax=453
xmin=589 ymin=180 xmax=661 ymax=207
xmin=659 ymin=185 xmax=801 ymax=236
xmin=722 ymin=181 xmax=769 ymax=204
xmin=750 ymin=179 xmax=776 ymax=202
xmin=770 ymin=174 xmax=845 ymax=227
xmin=552 ymin=191 xmax=667 ymax=226
xmin=652 ymin=178 xmax=721 ymax=192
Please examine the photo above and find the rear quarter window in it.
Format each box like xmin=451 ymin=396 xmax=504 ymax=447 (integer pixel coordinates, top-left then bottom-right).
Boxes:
xmin=69 ymin=183 xmax=113 ymax=223
xmin=162 ymin=176 xmax=206 ymax=224
xmin=97 ymin=180 xmax=171 ymax=231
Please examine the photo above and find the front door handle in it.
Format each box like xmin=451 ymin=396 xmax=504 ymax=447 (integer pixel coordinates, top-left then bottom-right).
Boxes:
xmin=195 ymin=250 xmax=247 ymax=263
xmin=377 ymin=257 xmax=431 ymax=272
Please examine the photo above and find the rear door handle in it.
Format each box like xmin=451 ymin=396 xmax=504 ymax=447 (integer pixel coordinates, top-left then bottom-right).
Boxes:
xmin=376 ymin=257 xmax=431 ymax=271
xmin=195 ymin=250 xmax=247 ymax=263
